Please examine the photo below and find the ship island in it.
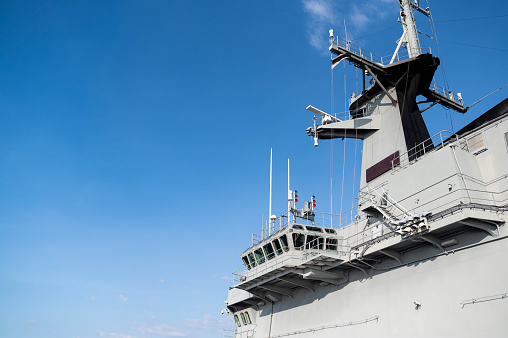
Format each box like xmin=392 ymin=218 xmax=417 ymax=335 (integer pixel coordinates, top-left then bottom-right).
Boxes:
xmin=224 ymin=1 xmax=508 ymax=337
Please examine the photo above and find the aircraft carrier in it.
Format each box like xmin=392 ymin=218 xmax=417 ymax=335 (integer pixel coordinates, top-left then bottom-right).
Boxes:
xmin=225 ymin=1 xmax=508 ymax=337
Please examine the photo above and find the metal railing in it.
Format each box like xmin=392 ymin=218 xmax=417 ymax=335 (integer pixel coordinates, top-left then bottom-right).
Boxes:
xmin=223 ymin=328 xmax=235 ymax=338
xmin=391 ymin=130 xmax=461 ymax=170
xmin=331 ymin=36 xmax=432 ymax=66
xmin=250 ymin=206 xmax=367 ymax=246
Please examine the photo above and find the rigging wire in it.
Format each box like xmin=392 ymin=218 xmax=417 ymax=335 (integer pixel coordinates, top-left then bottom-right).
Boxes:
xmin=393 ymin=61 xmax=412 ymax=157
xmin=340 ymin=60 xmax=347 ymax=225
xmin=330 ymin=52 xmax=334 ymax=221
xmin=438 ymin=40 xmax=508 ymax=52
xmin=351 ymin=68 xmax=359 ymax=211
xmin=435 ymin=14 xmax=508 ymax=23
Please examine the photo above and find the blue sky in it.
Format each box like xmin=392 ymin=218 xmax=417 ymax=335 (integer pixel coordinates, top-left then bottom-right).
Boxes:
xmin=0 ymin=1 xmax=507 ymax=337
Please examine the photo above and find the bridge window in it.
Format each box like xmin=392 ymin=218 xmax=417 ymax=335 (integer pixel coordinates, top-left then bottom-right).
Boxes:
xmin=293 ymin=224 xmax=304 ymax=230
xmin=306 ymin=235 xmax=323 ymax=249
xmin=306 ymin=226 xmax=323 ymax=232
xmin=280 ymin=235 xmax=289 ymax=252
xmin=263 ymin=242 xmax=275 ymax=260
xmin=240 ymin=312 xmax=247 ymax=325
xmin=326 ymin=238 xmax=338 ymax=250
xmin=242 ymin=256 xmax=251 ymax=270
xmin=254 ymin=248 xmax=265 ymax=264
xmin=234 ymin=315 xmax=241 ymax=327
xmin=324 ymin=228 xmax=337 ymax=234
xmin=293 ymin=233 xmax=305 ymax=249
xmin=272 ymin=238 xmax=283 ymax=255
xmin=247 ymin=253 xmax=256 ymax=267
xmin=244 ymin=312 xmax=252 ymax=324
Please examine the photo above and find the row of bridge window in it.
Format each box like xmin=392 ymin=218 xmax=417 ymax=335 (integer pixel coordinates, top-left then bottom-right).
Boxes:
xmin=234 ymin=311 xmax=252 ymax=327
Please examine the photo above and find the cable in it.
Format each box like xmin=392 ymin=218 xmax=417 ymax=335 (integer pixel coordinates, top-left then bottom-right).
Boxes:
xmin=435 ymin=14 xmax=508 ymax=23
xmin=438 ymin=40 xmax=508 ymax=52
xmin=340 ymin=61 xmax=347 ymax=225
xmin=330 ymin=52 xmax=334 ymax=222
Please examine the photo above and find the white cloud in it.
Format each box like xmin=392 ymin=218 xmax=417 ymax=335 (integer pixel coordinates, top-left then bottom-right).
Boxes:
xmin=133 ymin=324 xmax=185 ymax=337
xmin=159 ymin=279 xmax=165 ymax=283
xmin=302 ymin=0 xmax=337 ymax=51
xmin=185 ymin=314 xmax=230 ymax=332
xmin=118 ymin=295 xmax=128 ymax=303
xmin=97 ymin=332 xmax=137 ymax=338
xmin=301 ymin=0 xmax=398 ymax=50
xmin=302 ymin=0 xmax=335 ymax=22
xmin=90 ymin=296 xmax=96 ymax=301
xmin=28 ymin=320 xmax=36 ymax=325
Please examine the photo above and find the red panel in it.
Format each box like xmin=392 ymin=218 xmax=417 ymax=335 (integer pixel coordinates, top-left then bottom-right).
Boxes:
xmin=366 ymin=151 xmax=400 ymax=182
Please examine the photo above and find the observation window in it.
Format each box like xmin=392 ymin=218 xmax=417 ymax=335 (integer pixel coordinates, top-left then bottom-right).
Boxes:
xmin=244 ymin=312 xmax=252 ymax=324
xmin=324 ymin=228 xmax=337 ymax=234
xmin=280 ymin=235 xmax=289 ymax=251
xmin=242 ymin=256 xmax=251 ymax=270
xmin=263 ymin=242 xmax=275 ymax=260
xmin=326 ymin=238 xmax=338 ymax=250
xmin=240 ymin=312 xmax=247 ymax=325
xmin=293 ymin=224 xmax=304 ymax=230
xmin=234 ymin=315 xmax=241 ymax=327
xmin=254 ymin=248 xmax=265 ymax=264
xmin=305 ymin=226 xmax=323 ymax=232
xmin=306 ymin=235 xmax=323 ymax=249
xmin=247 ymin=253 xmax=256 ymax=268
xmin=292 ymin=233 xmax=305 ymax=249
xmin=272 ymin=238 xmax=283 ymax=255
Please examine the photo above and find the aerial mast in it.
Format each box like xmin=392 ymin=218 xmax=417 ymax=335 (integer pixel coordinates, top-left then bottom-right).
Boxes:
xmin=399 ymin=0 xmax=421 ymax=58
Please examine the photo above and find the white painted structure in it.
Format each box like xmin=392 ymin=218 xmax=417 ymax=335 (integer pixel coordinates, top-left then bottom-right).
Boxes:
xmin=225 ymin=2 xmax=508 ymax=337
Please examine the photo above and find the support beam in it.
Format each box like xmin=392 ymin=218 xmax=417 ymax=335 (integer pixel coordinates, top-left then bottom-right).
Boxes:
xmin=258 ymin=284 xmax=293 ymax=299
xmin=241 ymin=269 xmax=292 ymax=291
xmin=264 ymin=291 xmax=282 ymax=303
xmin=278 ymin=277 xmax=315 ymax=292
xmin=420 ymin=234 xmax=444 ymax=252
xmin=380 ymin=249 xmax=403 ymax=264
xmin=459 ymin=219 xmax=499 ymax=237
xmin=365 ymin=65 xmax=397 ymax=106
xmin=344 ymin=262 xmax=369 ymax=278
xmin=296 ymin=268 xmax=346 ymax=285
xmin=247 ymin=289 xmax=272 ymax=304
xmin=241 ymin=299 xmax=260 ymax=310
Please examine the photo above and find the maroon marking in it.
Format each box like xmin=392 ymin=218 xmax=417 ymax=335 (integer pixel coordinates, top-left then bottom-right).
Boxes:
xmin=366 ymin=151 xmax=400 ymax=182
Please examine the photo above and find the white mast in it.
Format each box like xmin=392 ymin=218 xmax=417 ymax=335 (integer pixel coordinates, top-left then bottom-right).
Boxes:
xmin=287 ymin=158 xmax=291 ymax=213
xmin=400 ymin=0 xmax=421 ymax=58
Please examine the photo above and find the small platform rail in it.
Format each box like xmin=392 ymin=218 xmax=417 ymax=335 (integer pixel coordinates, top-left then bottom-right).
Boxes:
xmin=330 ymin=36 xmax=432 ymax=67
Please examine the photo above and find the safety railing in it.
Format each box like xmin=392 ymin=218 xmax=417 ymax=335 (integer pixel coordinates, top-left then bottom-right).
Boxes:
xmin=331 ymin=36 xmax=432 ymax=66
xmin=223 ymin=328 xmax=235 ymax=338
xmin=232 ymin=253 xmax=301 ymax=285
xmin=391 ymin=130 xmax=461 ymax=171
xmin=250 ymin=206 xmax=367 ymax=246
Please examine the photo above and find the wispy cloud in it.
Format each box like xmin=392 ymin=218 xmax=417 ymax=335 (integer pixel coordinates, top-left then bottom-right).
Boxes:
xmin=118 ymin=295 xmax=128 ymax=303
xmin=97 ymin=332 xmax=137 ymax=338
xmin=133 ymin=324 xmax=185 ymax=337
xmin=185 ymin=314 xmax=230 ymax=332
xmin=28 ymin=320 xmax=36 ymax=325
xmin=301 ymin=0 xmax=398 ymax=50
xmin=302 ymin=0 xmax=337 ymax=50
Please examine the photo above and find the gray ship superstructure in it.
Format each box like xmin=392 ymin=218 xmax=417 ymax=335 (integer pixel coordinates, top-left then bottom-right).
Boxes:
xmin=225 ymin=1 xmax=508 ymax=337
